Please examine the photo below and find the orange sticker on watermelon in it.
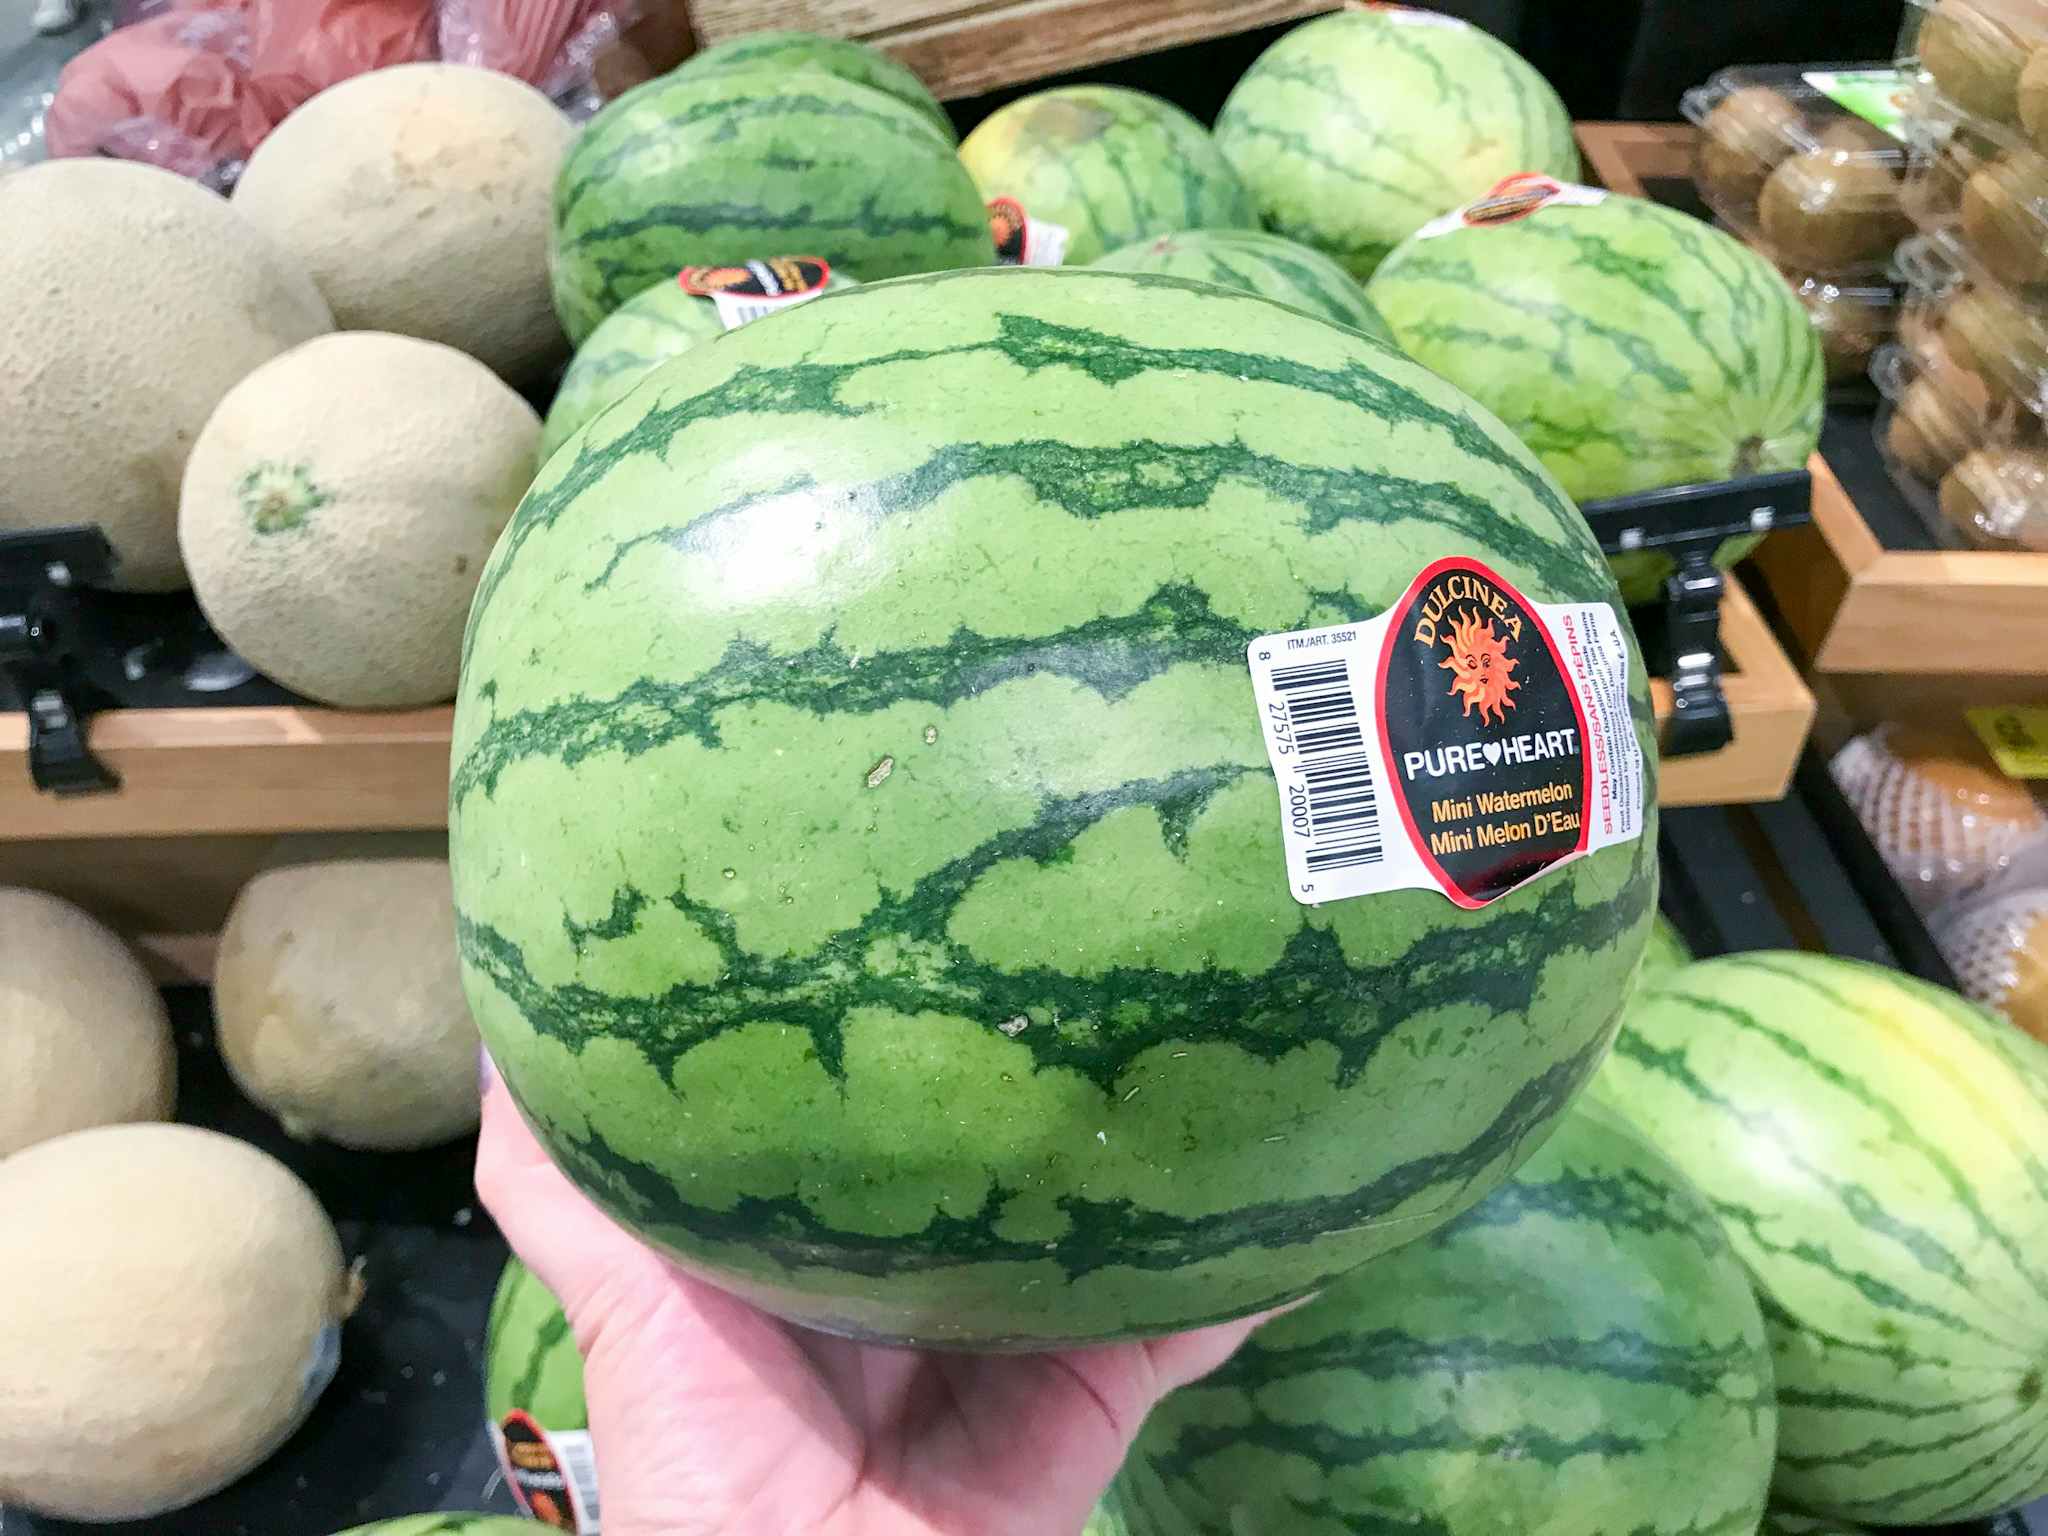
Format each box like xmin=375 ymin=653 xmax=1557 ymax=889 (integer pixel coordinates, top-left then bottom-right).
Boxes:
xmin=677 ymin=257 xmax=834 ymax=330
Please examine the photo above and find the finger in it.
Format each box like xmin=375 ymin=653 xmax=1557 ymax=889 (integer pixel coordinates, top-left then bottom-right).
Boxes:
xmin=473 ymin=1067 xmax=669 ymax=1321
xmin=1142 ymin=1300 xmax=1302 ymax=1394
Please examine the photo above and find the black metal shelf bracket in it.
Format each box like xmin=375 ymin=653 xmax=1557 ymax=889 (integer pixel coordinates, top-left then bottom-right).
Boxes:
xmin=1580 ymin=468 xmax=1813 ymax=759
xmin=0 ymin=526 xmax=122 ymax=796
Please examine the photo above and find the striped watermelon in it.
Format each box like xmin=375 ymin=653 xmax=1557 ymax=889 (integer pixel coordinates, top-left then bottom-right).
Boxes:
xmin=1100 ymin=1102 xmax=1776 ymax=1535
xmin=540 ymin=265 xmax=860 ymax=464
xmin=1595 ymin=953 xmax=2048 ymax=1524
xmin=1214 ymin=8 xmax=1577 ymax=279
xmin=669 ymin=30 xmax=955 ymax=144
xmin=1640 ymin=913 xmax=1693 ymax=990
xmin=485 ymin=1256 xmax=586 ymax=1435
xmin=1366 ymin=189 xmax=1824 ymax=605
xmin=451 ymin=266 xmax=1659 ymax=1348
xmin=329 ymin=1519 xmax=536 ymax=1536
xmin=958 ymin=87 xmax=1254 ymax=267
xmin=1760 ymin=1514 xmax=1863 ymax=1534
xmin=550 ymin=71 xmax=987 ymax=343
xmin=1091 ymin=229 xmax=1394 ymax=342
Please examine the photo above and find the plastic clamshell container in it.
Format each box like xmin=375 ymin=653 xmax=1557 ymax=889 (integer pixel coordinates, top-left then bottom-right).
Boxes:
xmin=1898 ymin=0 xmax=2048 ymax=137
xmin=1682 ymin=63 xmax=1912 ymax=276
xmin=1896 ymin=227 xmax=2048 ymax=413
xmin=1794 ymin=271 xmax=1906 ymax=389
xmin=1900 ymin=85 xmax=2048 ymax=287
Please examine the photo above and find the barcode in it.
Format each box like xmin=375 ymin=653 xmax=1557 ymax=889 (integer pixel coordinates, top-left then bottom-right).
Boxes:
xmin=1273 ymin=658 xmax=1383 ymax=872
xmin=721 ymin=299 xmax=782 ymax=327
xmin=554 ymin=1429 xmax=602 ymax=1532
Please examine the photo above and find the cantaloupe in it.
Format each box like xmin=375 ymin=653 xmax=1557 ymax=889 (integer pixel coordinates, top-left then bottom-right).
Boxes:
xmin=179 ymin=332 xmax=538 ymax=708
xmin=232 ymin=64 xmax=574 ymax=385
xmin=0 ymin=887 xmax=176 ymax=1157
xmin=214 ymin=857 xmax=478 ymax=1150
xmin=0 ymin=1123 xmax=358 ymax=1520
xmin=0 ymin=160 xmax=332 ymax=590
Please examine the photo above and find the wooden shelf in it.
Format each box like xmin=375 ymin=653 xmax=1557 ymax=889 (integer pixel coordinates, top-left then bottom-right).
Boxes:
xmin=684 ymin=0 xmax=1338 ymax=101
xmin=1651 ymin=578 xmax=1814 ymax=806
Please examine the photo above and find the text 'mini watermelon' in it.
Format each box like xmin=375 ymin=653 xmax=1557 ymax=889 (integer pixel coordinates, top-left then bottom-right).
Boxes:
xmin=1100 ymin=1103 xmax=1776 ymax=1536
xmin=1597 ymin=953 xmax=2048 ymax=1524
xmin=550 ymin=70 xmax=987 ymax=342
xmin=452 ymin=266 xmax=1658 ymax=1348
xmin=958 ymin=86 xmax=1255 ymax=267
xmin=1367 ymin=187 xmax=1824 ymax=604
xmin=1214 ymin=7 xmax=1577 ymax=279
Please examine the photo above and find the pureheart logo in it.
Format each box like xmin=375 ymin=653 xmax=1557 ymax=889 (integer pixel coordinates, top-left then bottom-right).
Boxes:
xmin=1482 ymin=741 xmax=1504 ymax=766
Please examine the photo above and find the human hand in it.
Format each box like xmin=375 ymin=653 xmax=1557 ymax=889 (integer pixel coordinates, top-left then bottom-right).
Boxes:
xmin=475 ymin=1067 xmax=1269 ymax=1536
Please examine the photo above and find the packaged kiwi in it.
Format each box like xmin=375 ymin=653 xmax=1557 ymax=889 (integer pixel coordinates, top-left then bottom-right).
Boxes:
xmin=1682 ymin=64 xmax=1911 ymax=275
xmin=1898 ymin=0 xmax=2046 ymax=130
xmin=1902 ymin=86 xmax=2048 ymax=287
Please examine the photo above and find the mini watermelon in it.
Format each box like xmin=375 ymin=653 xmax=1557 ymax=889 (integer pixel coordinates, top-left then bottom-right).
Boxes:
xmin=1215 ymin=8 xmax=1577 ymax=279
xmin=1638 ymin=912 xmax=1693 ymax=991
xmin=484 ymin=1256 xmax=595 ymax=1529
xmin=1595 ymin=953 xmax=2048 ymax=1524
xmin=958 ymin=86 xmax=1254 ymax=267
xmin=1103 ymin=1102 xmax=1776 ymax=1535
xmin=551 ymin=70 xmax=987 ymax=342
xmin=1367 ymin=187 xmax=1823 ymax=604
xmin=329 ymin=1519 xmax=537 ymax=1536
xmin=540 ymin=262 xmax=859 ymax=464
xmin=668 ymin=30 xmax=955 ymax=144
xmin=451 ymin=266 xmax=1659 ymax=1348
xmin=1091 ymin=229 xmax=1395 ymax=342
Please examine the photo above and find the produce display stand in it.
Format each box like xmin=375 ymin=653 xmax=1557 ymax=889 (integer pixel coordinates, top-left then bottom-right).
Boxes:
xmin=1577 ymin=119 xmax=2048 ymax=694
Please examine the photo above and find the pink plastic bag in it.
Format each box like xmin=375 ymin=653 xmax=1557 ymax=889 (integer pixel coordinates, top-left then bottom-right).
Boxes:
xmin=239 ymin=0 xmax=435 ymax=143
xmin=437 ymin=0 xmax=635 ymax=101
xmin=44 ymin=5 xmax=253 ymax=182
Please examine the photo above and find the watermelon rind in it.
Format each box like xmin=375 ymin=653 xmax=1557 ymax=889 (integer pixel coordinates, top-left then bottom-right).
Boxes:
xmin=451 ymin=265 xmax=1660 ymax=1348
xmin=1366 ymin=191 xmax=1823 ymax=606
xmin=484 ymin=1255 xmax=586 ymax=1432
xmin=957 ymin=86 xmax=1255 ymax=267
xmin=550 ymin=69 xmax=988 ymax=342
xmin=1091 ymin=228 xmax=1395 ymax=344
xmin=1636 ymin=912 xmax=1693 ymax=993
xmin=1760 ymin=1511 xmax=1866 ymax=1534
xmin=1103 ymin=1101 xmax=1777 ymax=1535
xmin=540 ymin=267 xmax=860 ymax=465
xmin=668 ymin=29 xmax=956 ymax=144
xmin=1214 ymin=8 xmax=1577 ymax=279
xmin=1594 ymin=952 xmax=2048 ymax=1524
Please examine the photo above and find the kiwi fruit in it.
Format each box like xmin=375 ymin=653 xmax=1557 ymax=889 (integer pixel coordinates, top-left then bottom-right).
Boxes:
xmin=1898 ymin=290 xmax=1948 ymax=355
xmin=1886 ymin=347 xmax=1992 ymax=480
xmin=1759 ymin=147 xmax=1911 ymax=269
xmin=1699 ymin=86 xmax=1804 ymax=216
xmin=1796 ymin=277 xmax=1895 ymax=383
xmin=1939 ymin=443 xmax=2048 ymax=547
xmin=1941 ymin=282 xmax=2048 ymax=404
xmin=1959 ymin=150 xmax=2048 ymax=286
xmin=1920 ymin=0 xmax=2028 ymax=125
xmin=1818 ymin=117 xmax=1901 ymax=158
xmin=2021 ymin=45 xmax=2048 ymax=153
xmin=1904 ymin=122 xmax=1996 ymax=225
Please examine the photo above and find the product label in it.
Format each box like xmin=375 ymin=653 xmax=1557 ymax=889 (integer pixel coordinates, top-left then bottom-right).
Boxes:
xmin=1802 ymin=68 xmax=1911 ymax=141
xmin=988 ymin=197 xmax=1071 ymax=267
xmin=677 ymin=257 xmax=833 ymax=330
xmin=493 ymin=1411 xmax=600 ymax=1533
xmin=1247 ymin=558 xmax=1644 ymax=909
xmin=1967 ymin=706 xmax=2048 ymax=778
xmin=1349 ymin=2 xmax=1471 ymax=27
xmin=1410 ymin=174 xmax=1608 ymax=241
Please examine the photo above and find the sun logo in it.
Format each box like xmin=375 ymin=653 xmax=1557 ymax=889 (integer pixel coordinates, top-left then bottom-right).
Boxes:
xmin=1439 ymin=607 xmax=1521 ymax=724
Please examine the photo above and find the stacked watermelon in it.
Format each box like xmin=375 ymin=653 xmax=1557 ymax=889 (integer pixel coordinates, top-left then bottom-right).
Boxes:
xmin=1596 ymin=953 xmax=2048 ymax=1525
xmin=1090 ymin=229 xmax=1395 ymax=342
xmin=1215 ymin=7 xmax=1578 ymax=278
xmin=1101 ymin=1102 xmax=1777 ymax=1534
xmin=549 ymin=34 xmax=985 ymax=342
xmin=958 ymin=86 xmax=1254 ymax=266
xmin=453 ymin=264 xmax=1658 ymax=1349
xmin=1366 ymin=186 xmax=1824 ymax=603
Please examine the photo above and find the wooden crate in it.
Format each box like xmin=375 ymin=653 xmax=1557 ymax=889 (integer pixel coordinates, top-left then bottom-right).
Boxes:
xmin=684 ymin=0 xmax=1338 ymax=102
xmin=1579 ymin=120 xmax=2048 ymax=683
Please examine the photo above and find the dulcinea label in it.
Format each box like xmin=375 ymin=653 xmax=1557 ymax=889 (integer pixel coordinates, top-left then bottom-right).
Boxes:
xmin=493 ymin=1410 xmax=601 ymax=1533
xmin=1247 ymin=557 xmax=1644 ymax=909
xmin=988 ymin=196 xmax=1070 ymax=267
xmin=1411 ymin=174 xmax=1608 ymax=241
xmin=677 ymin=257 xmax=832 ymax=330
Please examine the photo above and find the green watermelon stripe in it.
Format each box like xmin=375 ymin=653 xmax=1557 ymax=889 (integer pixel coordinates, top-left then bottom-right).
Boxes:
xmin=499 ymin=1015 xmax=1620 ymax=1293
xmin=1253 ymin=55 xmax=1460 ymax=210
xmin=1804 ymin=1414 xmax=2048 ymax=1522
xmin=1750 ymin=1289 xmax=2022 ymax=1378
xmin=1615 ymin=1030 xmax=2034 ymax=1358
xmin=476 ymin=275 xmax=1598 ymax=651
xmin=1775 ymin=1408 xmax=2047 ymax=1474
xmin=1688 ymin=957 xmax=2048 ymax=1309
xmin=1776 ymin=1382 xmax=2031 ymax=1416
xmin=509 ymin=1302 xmax=575 ymax=1414
xmin=458 ymin=788 xmax=1648 ymax=1090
